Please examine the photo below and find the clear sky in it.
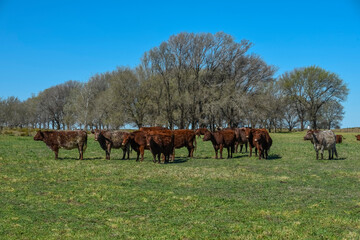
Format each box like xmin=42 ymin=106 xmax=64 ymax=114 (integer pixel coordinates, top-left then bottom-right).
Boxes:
xmin=1 ymin=0 xmax=359 ymax=127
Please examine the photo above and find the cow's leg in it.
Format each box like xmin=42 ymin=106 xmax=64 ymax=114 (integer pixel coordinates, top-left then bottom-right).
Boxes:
xmin=334 ymin=147 xmax=338 ymax=159
xmin=219 ymin=145 xmax=223 ymax=159
xmin=106 ymin=143 xmax=111 ymax=160
xmin=189 ymin=146 xmax=194 ymax=158
xmin=239 ymin=144 xmax=243 ymax=153
xmin=245 ymin=142 xmax=248 ymax=153
xmin=316 ymin=150 xmax=319 ymax=160
xmin=139 ymin=146 xmax=145 ymax=162
xmin=78 ymin=144 xmax=83 ymax=160
xmin=321 ymin=148 xmax=324 ymax=160
xmin=328 ymin=149 xmax=332 ymax=160
xmin=122 ymin=147 xmax=126 ymax=160
xmin=126 ymin=146 xmax=130 ymax=159
xmin=54 ymin=148 xmax=59 ymax=160
xmin=249 ymin=145 xmax=252 ymax=157
xmin=214 ymin=147 xmax=218 ymax=159
xmin=235 ymin=142 xmax=238 ymax=153
xmin=136 ymin=150 xmax=140 ymax=162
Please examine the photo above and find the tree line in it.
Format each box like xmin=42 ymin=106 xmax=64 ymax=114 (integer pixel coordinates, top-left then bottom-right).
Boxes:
xmin=0 ymin=32 xmax=349 ymax=131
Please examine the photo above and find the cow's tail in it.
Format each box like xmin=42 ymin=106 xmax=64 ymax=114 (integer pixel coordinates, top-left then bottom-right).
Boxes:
xmin=194 ymin=135 xmax=197 ymax=152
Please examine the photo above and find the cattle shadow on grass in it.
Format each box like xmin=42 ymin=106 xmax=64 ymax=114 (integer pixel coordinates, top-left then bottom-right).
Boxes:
xmin=266 ymin=154 xmax=282 ymax=160
xmin=56 ymin=157 xmax=102 ymax=161
xmin=168 ymin=157 xmax=189 ymax=164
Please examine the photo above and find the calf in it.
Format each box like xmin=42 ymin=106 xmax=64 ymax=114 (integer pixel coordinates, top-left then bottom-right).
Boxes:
xmin=335 ymin=135 xmax=345 ymax=144
xmin=203 ymin=129 xmax=236 ymax=159
xmin=91 ymin=129 xmax=130 ymax=160
xmin=172 ymin=129 xmax=197 ymax=160
xmin=122 ymin=130 xmax=149 ymax=162
xmin=304 ymin=130 xmax=338 ymax=160
xmin=34 ymin=130 xmax=87 ymax=160
xmin=355 ymin=135 xmax=360 ymax=141
xmin=146 ymin=131 xmax=174 ymax=163
xmin=252 ymin=129 xmax=272 ymax=160
xmin=234 ymin=128 xmax=248 ymax=153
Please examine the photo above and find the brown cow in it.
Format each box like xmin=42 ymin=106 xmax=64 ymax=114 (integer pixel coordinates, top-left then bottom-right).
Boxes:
xmin=122 ymin=130 xmax=149 ymax=162
xmin=146 ymin=131 xmax=174 ymax=163
xmin=172 ymin=129 xmax=197 ymax=160
xmin=203 ymin=129 xmax=236 ymax=159
xmin=356 ymin=135 xmax=360 ymax=141
xmin=335 ymin=135 xmax=345 ymax=144
xmin=244 ymin=128 xmax=258 ymax=157
xmin=91 ymin=129 xmax=130 ymax=160
xmin=252 ymin=129 xmax=273 ymax=160
xmin=34 ymin=130 xmax=87 ymax=160
xmin=234 ymin=128 xmax=248 ymax=153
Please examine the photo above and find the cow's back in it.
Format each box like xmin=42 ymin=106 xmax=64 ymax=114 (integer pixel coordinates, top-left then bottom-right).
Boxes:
xmin=104 ymin=131 xmax=129 ymax=148
xmin=44 ymin=131 xmax=87 ymax=150
xmin=316 ymin=130 xmax=336 ymax=150
xmin=219 ymin=130 xmax=236 ymax=146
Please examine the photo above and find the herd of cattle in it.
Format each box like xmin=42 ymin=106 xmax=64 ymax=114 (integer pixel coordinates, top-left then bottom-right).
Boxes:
xmin=33 ymin=127 xmax=360 ymax=162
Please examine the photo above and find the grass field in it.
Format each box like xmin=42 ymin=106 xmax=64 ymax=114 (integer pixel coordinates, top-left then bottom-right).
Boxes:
xmin=1 ymin=131 xmax=360 ymax=239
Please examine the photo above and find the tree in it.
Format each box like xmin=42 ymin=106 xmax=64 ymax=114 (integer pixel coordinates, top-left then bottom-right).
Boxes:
xmin=318 ymin=100 xmax=344 ymax=129
xmin=278 ymin=66 xmax=348 ymax=129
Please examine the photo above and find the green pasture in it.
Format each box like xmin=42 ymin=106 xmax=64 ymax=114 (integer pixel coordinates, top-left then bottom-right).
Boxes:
xmin=0 ymin=131 xmax=360 ymax=239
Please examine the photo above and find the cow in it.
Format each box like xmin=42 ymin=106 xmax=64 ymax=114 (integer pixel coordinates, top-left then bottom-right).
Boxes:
xmin=234 ymin=128 xmax=248 ymax=153
xmin=91 ymin=129 xmax=130 ymax=160
xmin=355 ymin=135 xmax=360 ymax=141
xmin=122 ymin=130 xmax=149 ymax=162
xmin=203 ymin=129 xmax=236 ymax=159
xmin=195 ymin=128 xmax=209 ymax=138
xmin=252 ymin=129 xmax=273 ymax=160
xmin=34 ymin=130 xmax=87 ymax=160
xmin=244 ymin=128 xmax=258 ymax=157
xmin=146 ymin=131 xmax=174 ymax=163
xmin=335 ymin=135 xmax=345 ymax=144
xmin=172 ymin=129 xmax=197 ymax=160
xmin=304 ymin=130 xmax=338 ymax=160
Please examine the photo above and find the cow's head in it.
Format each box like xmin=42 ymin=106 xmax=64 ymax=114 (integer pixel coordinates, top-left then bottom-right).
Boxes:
xmin=91 ymin=129 xmax=101 ymax=141
xmin=253 ymin=131 xmax=263 ymax=143
xmin=303 ymin=130 xmax=314 ymax=141
xmin=202 ymin=131 xmax=212 ymax=141
xmin=244 ymin=127 xmax=251 ymax=139
xmin=356 ymin=135 xmax=360 ymax=141
xmin=122 ymin=133 xmax=133 ymax=146
xmin=33 ymin=130 xmax=44 ymax=141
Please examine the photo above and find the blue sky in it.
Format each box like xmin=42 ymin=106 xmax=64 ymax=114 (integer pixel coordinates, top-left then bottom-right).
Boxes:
xmin=0 ymin=0 xmax=359 ymax=127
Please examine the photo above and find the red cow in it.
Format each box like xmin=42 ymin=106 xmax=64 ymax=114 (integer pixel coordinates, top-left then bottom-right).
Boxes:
xmin=335 ymin=135 xmax=345 ymax=144
xmin=234 ymin=128 xmax=248 ymax=153
xmin=172 ymin=129 xmax=197 ymax=160
xmin=91 ymin=129 xmax=130 ymax=160
xmin=356 ymin=135 xmax=360 ymax=141
xmin=252 ymin=129 xmax=273 ymax=160
xmin=34 ymin=130 xmax=87 ymax=160
xmin=244 ymin=128 xmax=258 ymax=157
xmin=146 ymin=131 xmax=174 ymax=163
xmin=122 ymin=130 xmax=149 ymax=162
xmin=203 ymin=129 xmax=236 ymax=159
